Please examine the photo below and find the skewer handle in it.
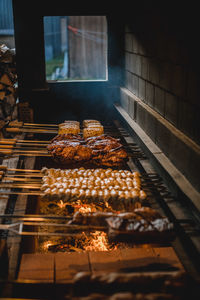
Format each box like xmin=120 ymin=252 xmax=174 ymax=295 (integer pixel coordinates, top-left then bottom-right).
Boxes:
xmin=0 ymin=139 xmax=16 ymax=144
xmin=0 ymin=149 xmax=13 ymax=155
xmin=9 ymin=121 xmax=23 ymax=127
xmin=0 ymin=144 xmax=14 ymax=149
xmin=24 ymin=122 xmax=58 ymax=127
xmin=0 ymin=170 xmax=5 ymax=180
xmin=0 ymin=166 xmax=7 ymax=170
xmin=6 ymin=127 xmax=21 ymax=133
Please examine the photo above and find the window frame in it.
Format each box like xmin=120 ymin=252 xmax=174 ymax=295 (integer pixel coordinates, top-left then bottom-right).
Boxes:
xmin=43 ymin=15 xmax=108 ymax=83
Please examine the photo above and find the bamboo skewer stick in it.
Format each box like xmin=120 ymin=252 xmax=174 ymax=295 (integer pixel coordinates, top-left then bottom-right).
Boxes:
xmin=8 ymin=121 xmax=58 ymax=128
xmin=19 ymin=232 xmax=85 ymax=237
xmin=6 ymin=127 xmax=58 ymax=134
xmin=22 ymin=125 xmax=58 ymax=130
xmin=0 ymin=147 xmax=48 ymax=153
xmin=0 ymin=145 xmax=48 ymax=151
xmin=0 ymin=154 xmax=50 ymax=158
xmin=0 ymin=214 xmax=72 ymax=220
xmin=0 ymin=191 xmax=42 ymax=196
xmin=0 ymin=221 xmax=105 ymax=237
xmin=0 ymin=184 xmax=41 ymax=189
xmin=0 ymin=166 xmax=41 ymax=173
xmin=1 ymin=177 xmax=41 ymax=183
xmin=15 ymin=143 xmax=47 ymax=148
xmin=13 ymin=153 xmax=50 ymax=157
xmin=24 ymin=122 xmax=58 ymax=127
xmin=3 ymin=174 xmax=42 ymax=178
xmin=0 ymin=138 xmax=49 ymax=144
xmin=22 ymin=222 xmax=104 ymax=230
xmin=0 ymin=142 xmax=48 ymax=148
xmin=17 ymin=139 xmax=49 ymax=143
xmin=0 ymin=149 xmax=50 ymax=156
xmin=0 ymin=140 xmax=49 ymax=154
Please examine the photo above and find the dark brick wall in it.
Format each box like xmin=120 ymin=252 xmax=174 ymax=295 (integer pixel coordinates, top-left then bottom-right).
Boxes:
xmin=120 ymin=3 xmax=200 ymax=192
xmin=123 ymin=5 xmax=200 ymax=145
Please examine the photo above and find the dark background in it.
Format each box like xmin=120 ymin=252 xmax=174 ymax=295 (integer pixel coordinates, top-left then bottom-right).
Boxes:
xmin=12 ymin=0 xmax=200 ymax=123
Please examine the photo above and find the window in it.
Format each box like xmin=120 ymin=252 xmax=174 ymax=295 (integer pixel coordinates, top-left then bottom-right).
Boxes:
xmin=44 ymin=16 xmax=108 ymax=82
xmin=0 ymin=0 xmax=15 ymax=48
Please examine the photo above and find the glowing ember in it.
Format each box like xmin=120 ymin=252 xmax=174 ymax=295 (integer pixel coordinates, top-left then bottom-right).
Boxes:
xmin=57 ymin=200 xmax=68 ymax=209
xmin=38 ymin=200 xmax=120 ymax=253
xmin=78 ymin=206 xmax=92 ymax=213
xmin=42 ymin=240 xmax=55 ymax=251
xmin=83 ymin=231 xmax=111 ymax=251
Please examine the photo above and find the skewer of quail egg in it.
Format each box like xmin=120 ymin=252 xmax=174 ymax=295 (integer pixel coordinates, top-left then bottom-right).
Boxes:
xmin=40 ymin=167 xmax=147 ymax=210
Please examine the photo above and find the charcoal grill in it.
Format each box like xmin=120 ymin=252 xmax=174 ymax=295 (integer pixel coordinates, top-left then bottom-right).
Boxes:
xmin=0 ymin=119 xmax=200 ymax=299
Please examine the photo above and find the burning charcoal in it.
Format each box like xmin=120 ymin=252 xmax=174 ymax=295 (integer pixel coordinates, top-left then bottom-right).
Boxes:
xmin=65 ymin=204 xmax=75 ymax=214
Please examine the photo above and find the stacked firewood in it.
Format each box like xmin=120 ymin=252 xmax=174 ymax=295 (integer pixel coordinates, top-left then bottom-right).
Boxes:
xmin=0 ymin=44 xmax=18 ymax=123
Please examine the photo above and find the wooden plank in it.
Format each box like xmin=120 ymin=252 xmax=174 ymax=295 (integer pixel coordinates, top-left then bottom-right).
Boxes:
xmin=18 ymin=253 xmax=54 ymax=282
xmin=153 ymin=247 xmax=184 ymax=272
xmin=7 ymin=155 xmax=36 ymax=280
xmin=89 ymin=249 xmax=123 ymax=275
xmin=89 ymin=247 xmax=184 ymax=276
xmin=120 ymin=247 xmax=158 ymax=272
xmin=55 ymin=252 xmax=90 ymax=283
